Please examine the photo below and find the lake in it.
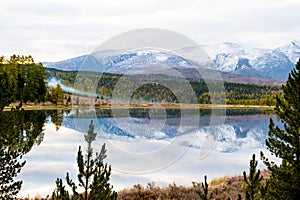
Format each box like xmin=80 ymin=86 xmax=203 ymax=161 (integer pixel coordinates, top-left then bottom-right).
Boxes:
xmin=9 ymin=108 xmax=279 ymax=197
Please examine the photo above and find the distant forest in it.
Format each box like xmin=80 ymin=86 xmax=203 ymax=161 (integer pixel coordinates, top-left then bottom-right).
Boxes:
xmin=47 ymin=68 xmax=281 ymax=106
xmin=0 ymin=55 xmax=281 ymax=107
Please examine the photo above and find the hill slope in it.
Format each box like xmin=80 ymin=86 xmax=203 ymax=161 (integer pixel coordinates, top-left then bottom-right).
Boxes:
xmin=43 ymin=40 xmax=300 ymax=83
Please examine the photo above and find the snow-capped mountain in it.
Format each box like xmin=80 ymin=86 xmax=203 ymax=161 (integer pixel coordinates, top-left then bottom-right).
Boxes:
xmin=43 ymin=40 xmax=300 ymax=81
xmin=198 ymin=42 xmax=295 ymax=80
xmin=44 ymin=55 xmax=87 ymax=71
xmin=276 ymin=40 xmax=300 ymax=64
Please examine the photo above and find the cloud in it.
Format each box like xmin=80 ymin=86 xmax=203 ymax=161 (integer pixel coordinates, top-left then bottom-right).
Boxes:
xmin=0 ymin=0 xmax=299 ymax=61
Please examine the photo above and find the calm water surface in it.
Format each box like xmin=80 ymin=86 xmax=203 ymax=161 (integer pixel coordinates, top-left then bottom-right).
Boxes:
xmin=1 ymin=108 xmax=280 ymax=197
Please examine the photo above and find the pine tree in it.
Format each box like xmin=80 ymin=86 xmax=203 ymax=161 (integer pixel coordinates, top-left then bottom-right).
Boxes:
xmin=243 ymin=154 xmax=267 ymax=200
xmin=193 ymin=175 xmax=212 ymax=200
xmin=51 ymin=84 xmax=64 ymax=105
xmin=52 ymin=178 xmax=70 ymax=200
xmin=0 ymin=72 xmax=12 ymax=110
xmin=261 ymin=59 xmax=300 ymax=199
xmin=52 ymin=120 xmax=117 ymax=200
xmin=0 ymin=146 xmax=25 ymax=199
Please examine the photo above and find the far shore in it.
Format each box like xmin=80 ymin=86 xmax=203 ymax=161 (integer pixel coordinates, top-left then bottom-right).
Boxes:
xmin=2 ymin=94 xmax=275 ymax=111
xmin=3 ymin=101 xmax=275 ymax=111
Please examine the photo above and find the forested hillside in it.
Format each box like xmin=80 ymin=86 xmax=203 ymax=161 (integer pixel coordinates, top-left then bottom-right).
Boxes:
xmin=47 ymin=68 xmax=281 ymax=106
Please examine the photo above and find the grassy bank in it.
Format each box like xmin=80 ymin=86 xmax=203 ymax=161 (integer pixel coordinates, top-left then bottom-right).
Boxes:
xmin=3 ymin=101 xmax=275 ymax=111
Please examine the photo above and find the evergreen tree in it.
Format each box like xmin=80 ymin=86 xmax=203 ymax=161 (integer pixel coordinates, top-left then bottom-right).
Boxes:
xmin=243 ymin=154 xmax=267 ymax=200
xmin=0 ymin=108 xmax=46 ymax=198
xmin=0 ymin=146 xmax=25 ymax=199
xmin=261 ymin=59 xmax=300 ymax=199
xmin=49 ymin=84 xmax=64 ymax=105
xmin=52 ymin=120 xmax=117 ymax=200
xmin=193 ymin=175 xmax=212 ymax=200
xmin=66 ymin=95 xmax=72 ymax=106
xmin=48 ymin=110 xmax=64 ymax=131
xmin=0 ymin=55 xmax=47 ymax=104
xmin=0 ymin=72 xmax=12 ymax=110
xmin=52 ymin=178 xmax=70 ymax=200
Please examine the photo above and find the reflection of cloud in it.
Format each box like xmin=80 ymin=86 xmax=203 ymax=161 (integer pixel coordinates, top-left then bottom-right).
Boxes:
xmin=18 ymin=124 xmax=83 ymax=197
xmin=18 ymin=120 xmax=280 ymax=197
xmin=1 ymin=0 xmax=299 ymax=62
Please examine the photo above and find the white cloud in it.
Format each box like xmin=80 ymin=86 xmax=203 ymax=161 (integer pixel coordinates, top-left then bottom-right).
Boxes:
xmin=0 ymin=0 xmax=299 ymax=61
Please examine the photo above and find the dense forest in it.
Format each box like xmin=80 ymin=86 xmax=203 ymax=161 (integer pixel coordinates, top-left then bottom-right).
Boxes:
xmin=47 ymin=68 xmax=281 ymax=106
xmin=0 ymin=55 xmax=47 ymax=109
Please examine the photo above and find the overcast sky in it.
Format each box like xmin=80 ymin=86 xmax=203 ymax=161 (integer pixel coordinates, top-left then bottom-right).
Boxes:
xmin=1 ymin=0 xmax=300 ymax=62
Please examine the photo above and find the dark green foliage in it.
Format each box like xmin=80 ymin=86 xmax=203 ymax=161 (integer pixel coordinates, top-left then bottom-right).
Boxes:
xmin=0 ymin=72 xmax=12 ymax=110
xmin=47 ymin=110 xmax=64 ymax=131
xmin=0 ymin=146 xmax=25 ymax=199
xmin=193 ymin=175 xmax=213 ymax=200
xmin=66 ymin=95 xmax=72 ymax=106
xmin=47 ymin=84 xmax=64 ymax=105
xmin=0 ymin=55 xmax=47 ymax=105
xmin=0 ymin=108 xmax=46 ymax=153
xmin=47 ymin=68 xmax=280 ymax=106
xmin=238 ymin=194 xmax=242 ymax=200
xmin=243 ymin=154 xmax=267 ymax=200
xmin=52 ymin=178 xmax=70 ymax=200
xmin=261 ymin=59 xmax=300 ymax=199
xmin=46 ymin=68 xmax=77 ymax=86
xmin=224 ymin=83 xmax=279 ymax=105
xmin=0 ymin=108 xmax=46 ymax=198
xmin=52 ymin=120 xmax=117 ymax=200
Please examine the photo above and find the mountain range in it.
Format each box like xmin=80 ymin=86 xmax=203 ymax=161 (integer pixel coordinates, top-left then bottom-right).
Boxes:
xmin=43 ymin=40 xmax=300 ymax=84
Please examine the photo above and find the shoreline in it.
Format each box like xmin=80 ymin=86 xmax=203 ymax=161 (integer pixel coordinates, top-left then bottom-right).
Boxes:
xmin=3 ymin=102 xmax=275 ymax=111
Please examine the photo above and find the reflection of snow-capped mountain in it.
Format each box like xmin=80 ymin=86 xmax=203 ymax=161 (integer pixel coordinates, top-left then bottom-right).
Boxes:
xmin=173 ymin=117 xmax=273 ymax=153
xmin=61 ymin=113 xmax=280 ymax=153
xmin=44 ymin=40 xmax=300 ymax=81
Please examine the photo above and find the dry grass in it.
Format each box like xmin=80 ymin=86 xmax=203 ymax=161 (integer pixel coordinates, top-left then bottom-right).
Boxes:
xmin=17 ymin=195 xmax=50 ymax=200
xmin=209 ymin=176 xmax=230 ymax=187
xmin=16 ymin=170 xmax=271 ymax=199
xmin=117 ymin=170 xmax=271 ymax=200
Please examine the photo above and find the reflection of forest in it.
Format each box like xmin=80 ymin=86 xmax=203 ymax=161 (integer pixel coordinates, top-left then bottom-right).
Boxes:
xmin=0 ymin=106 xmax=72 ymax=198
xmin=46 ymin=109 xmax=66 ymax=131
xmin=0 ymin=108 xmax=46 ymax=198
xmin=0 ymin=107 xmax=275 ymax=198
xmin=64 ymin=107 xmax=274 ymax=119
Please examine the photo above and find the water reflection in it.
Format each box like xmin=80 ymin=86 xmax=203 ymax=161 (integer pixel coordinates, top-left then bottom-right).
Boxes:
xmin=0 ymin=107 xmax=276 ymax=197
xmin=46 ymin=110 xmax=65 ymax=131
xmin=0 ymin=108 xmax=46 ymax=198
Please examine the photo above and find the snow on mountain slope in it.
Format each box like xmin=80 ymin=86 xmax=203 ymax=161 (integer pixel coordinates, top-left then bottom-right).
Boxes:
xmin=198 ymin=43 xmax=295 ymax=80
xmin=43 ymin=41 xmax=300 ymax=81
xmin=276 ymin=40 xmax=300 ymax=64
xmin=43 ymin=55 xmax=87 ymax=71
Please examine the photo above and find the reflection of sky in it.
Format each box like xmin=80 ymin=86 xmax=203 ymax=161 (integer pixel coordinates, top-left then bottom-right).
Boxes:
xmin=18 ymin=115 xmax=281 ymax=198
